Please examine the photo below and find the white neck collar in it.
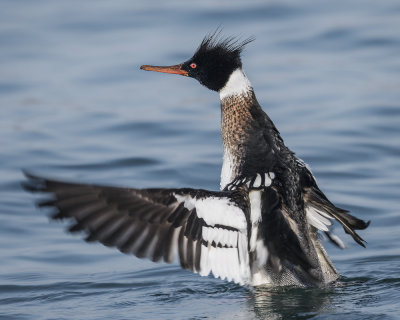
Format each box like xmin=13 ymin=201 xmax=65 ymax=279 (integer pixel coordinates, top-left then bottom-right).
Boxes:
xmin=219 ymin=68 xmax=252 ymax=100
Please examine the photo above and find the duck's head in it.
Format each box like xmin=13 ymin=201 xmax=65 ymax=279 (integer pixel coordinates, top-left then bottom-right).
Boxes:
xmin=140 ymin=32 xmax=254 ymax=92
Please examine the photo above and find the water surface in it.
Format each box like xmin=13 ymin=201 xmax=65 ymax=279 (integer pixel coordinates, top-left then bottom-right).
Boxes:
xmin=1 ymin=1 xmax=400 ymax=319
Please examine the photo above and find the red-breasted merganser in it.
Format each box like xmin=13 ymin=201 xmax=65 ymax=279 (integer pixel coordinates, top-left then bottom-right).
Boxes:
xmin=24 ymin=32 xmax=369 ymax=287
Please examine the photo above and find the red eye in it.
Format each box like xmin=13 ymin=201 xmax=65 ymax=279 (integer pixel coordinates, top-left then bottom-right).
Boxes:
xmin=190 ymin=63 xmax=197 ymax=69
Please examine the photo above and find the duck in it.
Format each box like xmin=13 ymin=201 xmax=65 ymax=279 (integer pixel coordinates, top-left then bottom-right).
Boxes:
xmin=24 ymin=31 xmax=370 ymax=287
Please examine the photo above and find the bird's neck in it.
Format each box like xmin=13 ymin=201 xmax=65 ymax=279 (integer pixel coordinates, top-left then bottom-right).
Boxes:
xmin=219 ymin=68 xmax=252 ymax=100
xmin=219 ymin=70 xmax=257 ymax=143
xmin=218 ymin=69 xmax=261 ymax=189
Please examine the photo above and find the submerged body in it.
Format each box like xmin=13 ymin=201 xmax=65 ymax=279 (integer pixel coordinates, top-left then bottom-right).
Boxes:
xmin=24 ymin=33 xmax=369 ymax=287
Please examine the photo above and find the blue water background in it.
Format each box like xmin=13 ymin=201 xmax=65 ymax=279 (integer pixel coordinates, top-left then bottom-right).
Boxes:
xmin=1 ymin=1 xmax=400 ymax=319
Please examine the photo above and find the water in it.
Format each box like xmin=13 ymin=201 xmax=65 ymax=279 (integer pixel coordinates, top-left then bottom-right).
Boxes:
xmin=1 ymin=1 xmax=400 ymax=319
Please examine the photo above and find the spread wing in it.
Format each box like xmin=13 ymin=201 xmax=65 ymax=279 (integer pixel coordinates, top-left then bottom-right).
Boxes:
xmin=305 ymin=186 xmax=370 ymax=247
xmin=300 ymin=166 xmax=370 ymax=248
xmin=23 ymin=172 xmax=252 ymax=285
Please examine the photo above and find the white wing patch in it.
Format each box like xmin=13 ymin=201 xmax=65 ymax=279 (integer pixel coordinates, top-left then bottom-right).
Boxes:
xmin=173 ymin=194 xmax=247 ymax=231
xmin=197 ymin=233 xmax=251 ymax=285
xmin=306 ymin=206 xmax=333 ymax=231
xmin=249 ymin=190 xmax=262 ymax=225
xmin=248 ymin=190 xmax=271 ymax=286
xmin=250 ymin=173 xmax=273 ymax=188
xmin=202 ymin=226 xmax=238 ymax=247
xmin=252 ymin=174 xmax=263 ymax=188
xmin=172 ymin=192 xmax=252 ymax=285
xmin=199 ymin=246 xmax=240 ymax=283
xmin=249 ymin=190 xmax=262 ymax=252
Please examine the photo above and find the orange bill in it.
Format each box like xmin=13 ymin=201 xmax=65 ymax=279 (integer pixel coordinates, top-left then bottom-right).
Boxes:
xmin=140 ymin=64 xmax=188 ymax=76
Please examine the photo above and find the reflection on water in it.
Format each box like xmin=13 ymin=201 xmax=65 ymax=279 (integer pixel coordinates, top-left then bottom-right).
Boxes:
xmin=250 ymin=286 xmax=334 ymax=319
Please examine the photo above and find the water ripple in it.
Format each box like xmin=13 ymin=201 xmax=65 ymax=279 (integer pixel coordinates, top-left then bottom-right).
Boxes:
xmin=1 ymin=0 xmax=400 ymax=319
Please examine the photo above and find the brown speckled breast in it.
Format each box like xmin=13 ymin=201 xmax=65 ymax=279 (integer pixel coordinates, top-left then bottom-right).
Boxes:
xmin=220 ymin=89 xmax=275 ymax=181
xmin=221 ymin=90 xmax=258 ymax=176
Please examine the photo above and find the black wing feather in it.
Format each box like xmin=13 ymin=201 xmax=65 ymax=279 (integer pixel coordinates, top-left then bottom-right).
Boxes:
xmin=307 ymin=186 xmax=370 ymax=247
xmin=260 ymin=188 xmax=316 ymax=272
xmin=23 ymin=171 xmax=249 ymax=275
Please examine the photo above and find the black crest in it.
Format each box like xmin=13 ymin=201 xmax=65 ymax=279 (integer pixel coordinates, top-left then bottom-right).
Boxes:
xmin=193 ymin=31 xmax=254 ymax=69
xmin=182 ymin=31 xmax=255 ymax=91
